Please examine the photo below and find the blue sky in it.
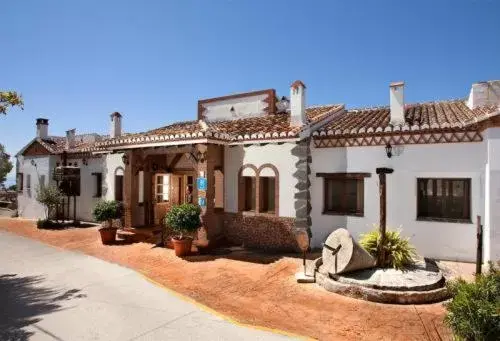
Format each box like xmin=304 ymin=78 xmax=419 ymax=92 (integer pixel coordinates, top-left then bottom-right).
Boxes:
xmin=1 ymin=0 xmax=499 ymax=183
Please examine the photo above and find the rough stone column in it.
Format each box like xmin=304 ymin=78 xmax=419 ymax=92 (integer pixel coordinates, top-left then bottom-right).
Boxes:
xmin=123 ymin=150 xmax=138 ymax=228
xmin=292 ymin=138 xmax=312 ymax=239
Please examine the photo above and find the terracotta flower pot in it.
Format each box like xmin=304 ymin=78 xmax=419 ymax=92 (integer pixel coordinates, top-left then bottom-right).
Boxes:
xmin=171 ymin=237 xmax=193 ymax=257
xmin=99 ymin=227 xmax=117 ymax=245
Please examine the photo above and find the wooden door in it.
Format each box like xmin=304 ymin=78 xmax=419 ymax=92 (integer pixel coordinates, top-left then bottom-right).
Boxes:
xmin=153 ymin=173 xmax=171 ymax=226
xmin=170 ymin=175 xmax=183 ymax=205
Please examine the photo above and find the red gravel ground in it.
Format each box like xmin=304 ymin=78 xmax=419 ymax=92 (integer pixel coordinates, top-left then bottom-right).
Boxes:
xmin=0 ymin=218 xmax=452 ymax=341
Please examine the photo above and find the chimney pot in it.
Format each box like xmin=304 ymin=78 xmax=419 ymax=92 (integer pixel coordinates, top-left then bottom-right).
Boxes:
xmin=110 ymin=112 xmax=122 ymax=138
xmin=467 ymin=80 xmax=500 ymax=109
xmin=290 ymin=80 xmax=307 ymax=126
xmin=36 ymin=118 xmax=49 ymax=139
xmin=66 ymin=129 xmax=76 ymax=150
xmin=389 ymin=81 xmax=405 ymax=125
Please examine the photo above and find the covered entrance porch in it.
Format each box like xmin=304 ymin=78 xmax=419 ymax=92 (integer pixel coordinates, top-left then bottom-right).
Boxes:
xmin=121 ymin=143 xmax=224 ymax=243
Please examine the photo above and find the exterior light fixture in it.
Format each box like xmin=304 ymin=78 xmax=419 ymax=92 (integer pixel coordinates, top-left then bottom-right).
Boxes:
xmin=385 ymin=143 xmax=393 ymax=158
xmin=122 ymin=154 xmax=129 ymax=165
xmin=230 ymin=106 xmax=236 ymax=116
xmin=30 ymin=159 xmax=37 ymax=167
xmin=82 ymin=158 xmax=88 ymax=166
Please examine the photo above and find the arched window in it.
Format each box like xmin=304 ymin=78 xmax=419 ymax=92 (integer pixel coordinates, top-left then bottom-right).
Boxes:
xmin=238 ymin=165 xmax=258 ymax=212
xmin=114 ymin=167 xmax=124 ymax=201
xmin=238 ymin=164 xmax=279 ymax=216
xmin=258 ymin=164 xmax=279 ymax=215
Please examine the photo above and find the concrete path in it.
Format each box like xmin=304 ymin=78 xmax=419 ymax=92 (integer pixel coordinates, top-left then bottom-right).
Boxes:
xmin=0 ymin=230 xmax=296 ymax=341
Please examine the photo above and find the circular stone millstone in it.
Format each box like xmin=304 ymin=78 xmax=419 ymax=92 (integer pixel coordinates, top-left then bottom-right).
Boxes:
xmin=331 ymin=260 xmax=444 ymax=291
xmin=314 ymin=257 xmax=449 ymax=304
xmin=321 ymin=228 xmax=376 ymax=275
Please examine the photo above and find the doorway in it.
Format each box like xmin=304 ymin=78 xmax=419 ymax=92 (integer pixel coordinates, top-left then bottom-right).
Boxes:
xmin=153 ymin=173 xmax=195 ymax=225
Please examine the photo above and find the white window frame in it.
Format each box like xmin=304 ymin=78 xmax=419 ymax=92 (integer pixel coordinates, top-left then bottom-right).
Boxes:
xmin=155 ymin=174 xmax=170 ymax=202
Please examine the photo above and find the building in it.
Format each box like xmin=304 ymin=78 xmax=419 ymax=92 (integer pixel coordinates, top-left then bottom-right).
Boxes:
xmin=16 ymin=80 xmax=500 ymax=262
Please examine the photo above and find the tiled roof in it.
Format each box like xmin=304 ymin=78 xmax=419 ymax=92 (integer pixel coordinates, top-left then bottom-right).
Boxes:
xmin=96 ymin=104 xmax=343 ymax=148
xmin=314 ymin=100 xmax=499 ymax=137
xmin=37 ymin=134 xmax=109 ymax=154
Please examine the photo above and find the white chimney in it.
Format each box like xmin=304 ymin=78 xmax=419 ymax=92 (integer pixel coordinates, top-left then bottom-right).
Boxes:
xmin=390 ymin=81 xmax=405 ymax=125
xmin=110 ymin=112 xmax=122 ymax=138
xmin=467 ymin=80 xmax=500 ymax=109
xmin=290 ymin=80 xmax=306 ymax=126
xmin=36 ymin=118 xmax=49 ymax=139
xmin=66 ymin=129 xmax=76 ymax=150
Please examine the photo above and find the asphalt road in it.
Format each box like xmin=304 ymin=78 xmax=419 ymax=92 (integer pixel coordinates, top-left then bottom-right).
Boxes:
xmin=0 ymin=230 xmax=296 ymax=341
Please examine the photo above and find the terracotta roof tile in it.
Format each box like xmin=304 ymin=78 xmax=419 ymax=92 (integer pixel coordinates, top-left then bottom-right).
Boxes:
xmin=38 ymin=134 xmax=109 ymax=154
xmin=97 ymin=104 xmax=343 ymax=148
xmin=315 ymin=100 xmax=499 ymax=137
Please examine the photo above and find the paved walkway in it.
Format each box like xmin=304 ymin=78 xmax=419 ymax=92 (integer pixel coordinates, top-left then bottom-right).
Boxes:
xmin=0 ymin=231 xmax=296 ymax=341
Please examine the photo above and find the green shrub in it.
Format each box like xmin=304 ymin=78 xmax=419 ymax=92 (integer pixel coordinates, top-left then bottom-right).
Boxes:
xmin=36 ymin=184 xmax=63 ymax=219
xmin=445 ymin=263 xmax=500 ymax=341
xmin=36 ymin=218 xmax=51 ymax=229
xmin=92 ymin=200 xmax=122 ymax=226
xmin=36 ymin=218 xmax=61 ymax=229
xmin=164 ymin=204 xmax=201 ymax=240
xmin=359 ymin=227 xmax=417 ymax=270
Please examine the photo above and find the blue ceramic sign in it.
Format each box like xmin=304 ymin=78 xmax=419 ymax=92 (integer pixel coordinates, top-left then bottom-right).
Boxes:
xmin=198 ymin=197 xmax=206 ymax=207
xmin=197 ymin=177 xmax=207 ymax=191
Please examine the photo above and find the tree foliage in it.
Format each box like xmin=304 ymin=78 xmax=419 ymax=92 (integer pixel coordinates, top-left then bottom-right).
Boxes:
xmin=36 ymin=184 xmax=63 ymax=219
xmin=0 ymin=91 xmax=24 ymax=115
xmin=164 ymin=204 xmax=201 ymax=240
xmin=92 ymin=200 xmax=122 ymax=224
xmin=0 ymin=144 xmax=13 ymax=185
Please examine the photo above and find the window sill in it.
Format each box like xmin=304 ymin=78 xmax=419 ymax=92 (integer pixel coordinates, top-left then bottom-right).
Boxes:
xmin=416 ymin=217 xmax=472 ymax=224
xmin=322 ymin=211 xmax=364 ymax=217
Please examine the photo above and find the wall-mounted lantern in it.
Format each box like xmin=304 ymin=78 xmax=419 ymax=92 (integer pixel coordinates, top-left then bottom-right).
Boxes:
xmin=385 ymin=143 xmax=393 ymax=158
xmin=30 ymin=159 xmax=37 ymax=167
xmin=82 ymin=157 xmax=88 ymax=166
xmin=122 ymin=154 xmax=129 ymax=165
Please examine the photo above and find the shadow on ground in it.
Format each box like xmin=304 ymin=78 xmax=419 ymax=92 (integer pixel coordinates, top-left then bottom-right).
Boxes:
xmin=0 ymin=274 xmax=85 ymax=341
xmin=183 ymin=247 xmax=322 ymax=265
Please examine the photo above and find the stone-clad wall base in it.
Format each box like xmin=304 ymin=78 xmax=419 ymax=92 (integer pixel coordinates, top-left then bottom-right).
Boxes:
xmin=222 ymin=213 xmax=299 ymax=252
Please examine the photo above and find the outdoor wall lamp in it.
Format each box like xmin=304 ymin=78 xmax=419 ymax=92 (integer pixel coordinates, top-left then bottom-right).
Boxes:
xmin=122 ymin=154 xmax=129 ymax=165
xmin=30 ymin=159 xmax=37 ymax=167
xmin=82 ymin=157 xmax=89 ymax=166
xmin=385 ymin=143 xmax=393 ymax=158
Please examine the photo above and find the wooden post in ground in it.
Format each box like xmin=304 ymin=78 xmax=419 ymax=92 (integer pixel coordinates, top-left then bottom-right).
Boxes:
xmin=476 ymin=215 xmax=483 ymax=276
xmin=375 ymin=167 xmax=393 ymax=267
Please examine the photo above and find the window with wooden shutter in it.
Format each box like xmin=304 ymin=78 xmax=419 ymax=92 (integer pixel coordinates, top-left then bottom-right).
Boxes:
xmin=92 ymin=172 xmax=102 ymax=197
xmin=115 ymin=175 xmax=124 ymax=201
xmin=417 ymin=178 xmax=471 ymax=222
xmin=318 ymin=173 xmax=370 ymax=216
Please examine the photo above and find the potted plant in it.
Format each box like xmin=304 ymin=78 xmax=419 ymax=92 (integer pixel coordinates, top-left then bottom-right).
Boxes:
xmin=165 ymin=203 xmax=201 ymax=256
xmin=92 ymin=200 xmax=122 ymax=244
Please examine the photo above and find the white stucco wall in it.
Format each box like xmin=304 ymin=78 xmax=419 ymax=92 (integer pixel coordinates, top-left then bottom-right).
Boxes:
xmin=63 ymin=156 xmax=104 ymax=221
xmin=224 ymin=143 xmax=299 ymax=217
xmin=483 ymin=128 xmax=500 ymax=262
xmin=17 ymin=155 xmax=55 ymax=219
xmin=103 ymin=153 xmax=125 ymax=201
xmin=17 ymin=153 xmax=125 ymax=222
xmin=202 ymin=94 xmax=269 ymax=121
xmin=310 ymin=141 xmax=486 ymax=262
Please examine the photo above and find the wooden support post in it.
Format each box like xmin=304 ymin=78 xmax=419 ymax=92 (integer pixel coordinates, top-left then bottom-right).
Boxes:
xmin=375 ymin=167 xmax=393 ymax=267
xmin=476 ymin=215 xmax=483 ymax=276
